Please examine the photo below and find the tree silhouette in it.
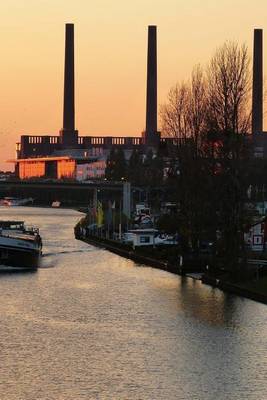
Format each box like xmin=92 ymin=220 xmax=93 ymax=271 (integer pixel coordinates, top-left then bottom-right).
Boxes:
xmin=160 ymin=41 xmax=252 ymax=276
xmin=105 ymin=147 xmax=127 ymax=181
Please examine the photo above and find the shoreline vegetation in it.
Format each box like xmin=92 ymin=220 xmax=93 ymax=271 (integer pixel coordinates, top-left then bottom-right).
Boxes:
xmin=74 ymin=226 xmax=267 ymax=306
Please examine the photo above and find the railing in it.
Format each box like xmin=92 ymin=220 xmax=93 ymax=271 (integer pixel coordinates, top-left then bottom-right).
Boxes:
xmin=22 ymin=135 xmax=184 ymax=148
xmin=49 ymin=137 xmax=59 ymax=144
xmin=78 ymin=136 xmax=143 ymax=147
xmin=21 ymin=135 xmax=147 ymax=150
xmin=28 ymin=136 xmax=43 ymax=144
xmin=24 ymin=136 xmax=60 ymax=145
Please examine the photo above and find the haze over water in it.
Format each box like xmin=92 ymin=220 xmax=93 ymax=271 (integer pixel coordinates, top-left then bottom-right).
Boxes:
xmin=0 ymin=207 xmax=266 ymax=399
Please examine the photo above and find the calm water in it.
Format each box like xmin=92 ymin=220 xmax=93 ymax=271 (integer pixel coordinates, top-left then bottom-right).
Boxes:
xmin=0 ymin=207 xmax=266 ymax=400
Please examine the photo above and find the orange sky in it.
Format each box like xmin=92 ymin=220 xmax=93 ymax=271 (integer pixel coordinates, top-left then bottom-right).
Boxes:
xmin=1 ymin=0 xmax=267 ymax=170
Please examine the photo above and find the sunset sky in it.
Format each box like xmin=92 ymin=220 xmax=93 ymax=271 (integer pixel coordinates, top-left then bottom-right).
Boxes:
xmin=1 ymin=0 xmax=267 ymax=170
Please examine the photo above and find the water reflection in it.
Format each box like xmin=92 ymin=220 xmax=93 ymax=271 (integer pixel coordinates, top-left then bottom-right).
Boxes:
xmin=0 ymin=207 xmax=266 ymax=400
xmin=178 ymin=276 xmax=241 ymax=328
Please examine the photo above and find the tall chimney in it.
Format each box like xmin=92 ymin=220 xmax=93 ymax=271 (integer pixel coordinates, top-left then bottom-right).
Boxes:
xmin=60 ymin=23 xmax=78 ymax=146
xmin=145 ymin=25 xmax=159 ymax=145
xmin=252 ymin=28 xmax=263 ymax=135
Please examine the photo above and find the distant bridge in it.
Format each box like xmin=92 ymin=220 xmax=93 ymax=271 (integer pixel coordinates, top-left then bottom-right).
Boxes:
xmin=0 ymin=180 xmax=125 ymax=207
xmin=0 ymin=180 xmax=169 ymax=210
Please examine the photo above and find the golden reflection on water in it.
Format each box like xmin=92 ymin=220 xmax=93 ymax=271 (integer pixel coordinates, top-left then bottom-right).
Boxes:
xmin=0 ymin=207 xmax=266 ymax=400
xmin=175 ymin=277 xmax=238 ymax=327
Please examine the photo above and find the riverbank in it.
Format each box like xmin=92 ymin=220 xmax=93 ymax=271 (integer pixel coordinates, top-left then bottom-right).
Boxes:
xmin=75 ymin=233 xmax=208 ymax=275
xmin=76 ymin=232 xmax=267 ymax=306
xmin=77 ymin=235 xmax=182 ymax=274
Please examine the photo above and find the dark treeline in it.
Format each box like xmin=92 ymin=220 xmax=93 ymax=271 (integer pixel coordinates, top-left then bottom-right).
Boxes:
xmin=105 ymin=148 xmax=164 ymax=186
xmin=160 ymin=41 xmax=253 ymax=277
xmin=105 ymin=40 xmax=267 ymax=278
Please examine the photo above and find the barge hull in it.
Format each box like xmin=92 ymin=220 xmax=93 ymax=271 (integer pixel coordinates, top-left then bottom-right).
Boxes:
xmin=0 ymin=246 xmax=40 ymax=269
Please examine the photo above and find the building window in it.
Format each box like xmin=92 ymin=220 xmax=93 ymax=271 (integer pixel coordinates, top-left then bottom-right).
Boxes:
xmin=140 ymin=236 xmax=151 ymax=243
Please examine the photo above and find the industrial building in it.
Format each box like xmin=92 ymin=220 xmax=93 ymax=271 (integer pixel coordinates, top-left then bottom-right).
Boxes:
xmin=14 ymin=24 xmax=168 ymax=180
xmin=13 ymin=25 xmax=267 ymax=180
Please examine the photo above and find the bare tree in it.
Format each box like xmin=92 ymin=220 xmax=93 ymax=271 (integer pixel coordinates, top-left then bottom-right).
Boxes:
xmin=160 ymin=82 xmax=190 ymax=142
xmin=161 ymin=42 xmax=251 ymax=140
xmin=207 ymin=41 xmax=251 ymax=135
xmin=205 ymin=42 xmax=251 ymax=275
xmin=188 ymin=65 xmax=208 ymax=154
xmin=160 ymin=41 xmax=252 ymax=276
xmin=160 ymin=65 xmax=208 ymax=146
xmin=160 ymin=66 xmax=211 ymax=250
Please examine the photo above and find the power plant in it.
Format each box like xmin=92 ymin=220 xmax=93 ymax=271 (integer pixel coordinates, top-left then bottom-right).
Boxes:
xmin=15 ymin=24 xmax=170 ymax=180
xmin=14 ymin=25 xmax=266 ymax=180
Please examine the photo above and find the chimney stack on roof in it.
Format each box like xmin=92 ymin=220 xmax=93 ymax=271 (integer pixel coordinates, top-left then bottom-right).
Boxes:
xmin=252 ymin=28 xmax=263 ymax=135
xmin=60 ymin=23 xmax=78 ymax=146
xmin=145 ymin=25 xmax=160 ymax=146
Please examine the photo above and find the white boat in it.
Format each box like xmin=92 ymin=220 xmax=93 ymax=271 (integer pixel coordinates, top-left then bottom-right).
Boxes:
xmin=0 ymin=197 xmax=34 ymax=206
xmin=0 ymin=221 xmax=42 ymax=270
xmin=133 ymin=203 xmax=153 ymax=228
xmin=122 ymin=229 xmax=178 ymax=246
xmin=51 ymin=201 xmax=61 ymax=208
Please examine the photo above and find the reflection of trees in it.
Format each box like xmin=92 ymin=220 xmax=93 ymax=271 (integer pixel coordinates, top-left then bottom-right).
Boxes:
xmin=178 ymin=277 xmax=239 ymax=328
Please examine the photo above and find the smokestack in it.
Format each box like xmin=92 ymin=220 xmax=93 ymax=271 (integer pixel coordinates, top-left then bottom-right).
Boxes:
xmin=145 ymin=25 xmax=159 ymax=145
xmin=252 ymin=28 xmax=263 ymax=135
xmin=60 ymin=23 xmax=78 ymax=146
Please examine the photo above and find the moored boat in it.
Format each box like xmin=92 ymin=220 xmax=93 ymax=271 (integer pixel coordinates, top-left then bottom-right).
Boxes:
xmin=0 ymin=197 xmax=34 ymax=206
xmin=51 ymin=201 xmax=61 ymax=208
xmin=0 ymin=221 xmax=42 ymax=270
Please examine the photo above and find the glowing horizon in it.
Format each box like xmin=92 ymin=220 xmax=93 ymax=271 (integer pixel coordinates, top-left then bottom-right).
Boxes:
xmin=1 ymin=0 xmax=267 ymax=170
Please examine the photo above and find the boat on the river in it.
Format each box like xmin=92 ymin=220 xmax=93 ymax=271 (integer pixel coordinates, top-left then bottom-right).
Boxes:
xmin=0 ymin=221 xmax=42 ymax=270
xmin=0 ymin=197 xmax=34 ymax=206
xmin=51 ymin=201 xmax=61 ymax=208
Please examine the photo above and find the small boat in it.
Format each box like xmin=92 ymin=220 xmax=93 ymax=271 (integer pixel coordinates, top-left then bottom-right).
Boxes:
xmin=0 ymin=197 xmax=34 ymax=206
xmin=0 ymin=221 xmax=42 ymax=270
xmin=51 ymin=201 xmax=61 ymax=208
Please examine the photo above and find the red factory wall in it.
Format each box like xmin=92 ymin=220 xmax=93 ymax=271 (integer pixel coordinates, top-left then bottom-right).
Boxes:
xmin=57 ymin=160 xmax=76 ymax=179
xmin=19 ymin=161 xmax=46 ymax=179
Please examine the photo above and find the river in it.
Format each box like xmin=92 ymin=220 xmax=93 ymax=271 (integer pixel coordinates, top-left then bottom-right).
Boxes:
xmin=0 ymin=207 xmax=266 ymax=400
